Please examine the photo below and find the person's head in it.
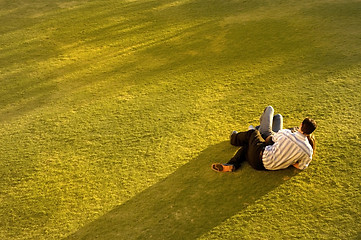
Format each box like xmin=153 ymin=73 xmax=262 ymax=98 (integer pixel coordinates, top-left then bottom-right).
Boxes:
xmin=300 ymin=118 xmax=317 ymax=135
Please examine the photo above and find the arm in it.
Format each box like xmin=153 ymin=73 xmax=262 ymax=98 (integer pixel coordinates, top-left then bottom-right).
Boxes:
xmin=272 ymin=129 xmax=290 ymax=142
xmin=293 ymin=156 xmax=312 ymax=170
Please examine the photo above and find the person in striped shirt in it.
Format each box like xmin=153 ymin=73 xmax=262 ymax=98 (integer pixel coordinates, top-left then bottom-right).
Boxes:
xmin=212 ymin=107 xmax=317 ymax=172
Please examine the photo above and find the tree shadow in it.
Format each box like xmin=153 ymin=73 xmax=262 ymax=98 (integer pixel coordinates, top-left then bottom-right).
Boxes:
xmin=66 ymin=141 xmax=299 ymax=239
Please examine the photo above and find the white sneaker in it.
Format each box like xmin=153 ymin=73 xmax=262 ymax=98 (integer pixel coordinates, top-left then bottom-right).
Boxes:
xmin=248 ymin=125 xmax=255 ymax=130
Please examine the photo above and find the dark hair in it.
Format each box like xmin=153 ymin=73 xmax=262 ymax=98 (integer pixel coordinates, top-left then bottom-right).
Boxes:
xmin=301 ymin=118 xmax=317 ymax=135
xmin=301 ymin=118 xmax=317 ymax=156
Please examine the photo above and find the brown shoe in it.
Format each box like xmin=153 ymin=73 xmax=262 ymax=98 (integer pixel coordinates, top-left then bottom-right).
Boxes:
xmin=211 ymin=163 xmax=234 ymax=172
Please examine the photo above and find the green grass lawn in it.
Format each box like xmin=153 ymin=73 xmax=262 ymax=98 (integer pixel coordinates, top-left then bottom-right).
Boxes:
xmin=1 ymin=0 xmax=360 ymax=239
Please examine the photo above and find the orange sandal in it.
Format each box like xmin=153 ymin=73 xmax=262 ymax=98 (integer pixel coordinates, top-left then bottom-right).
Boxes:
xmin=211 ymin=163 xmax=234 ymax=172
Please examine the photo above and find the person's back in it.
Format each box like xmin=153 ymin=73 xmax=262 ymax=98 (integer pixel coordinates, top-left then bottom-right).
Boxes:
xmin=263 ymin=118 xmax=317 ymax=170
xmin=262 ymin=129 xmax=313 ymax=170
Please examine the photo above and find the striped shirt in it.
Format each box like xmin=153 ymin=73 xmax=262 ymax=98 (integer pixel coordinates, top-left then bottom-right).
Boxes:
xmin=262 ymin=129 xmax=313 ymax=170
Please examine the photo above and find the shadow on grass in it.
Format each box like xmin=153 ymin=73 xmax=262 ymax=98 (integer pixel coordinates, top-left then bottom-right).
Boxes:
xmin=66 ymin=141 xmax=299 ymax=239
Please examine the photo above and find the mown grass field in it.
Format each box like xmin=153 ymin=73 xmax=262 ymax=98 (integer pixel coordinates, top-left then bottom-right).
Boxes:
xmin=1 ymin=0 xmax=360 ymax=239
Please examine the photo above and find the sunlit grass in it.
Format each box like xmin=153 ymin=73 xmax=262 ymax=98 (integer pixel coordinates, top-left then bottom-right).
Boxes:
xmin=1 ymin=0 xmax=360 ymax=239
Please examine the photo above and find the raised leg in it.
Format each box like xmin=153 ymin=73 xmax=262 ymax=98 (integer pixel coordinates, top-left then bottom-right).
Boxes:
xmin=246 ymin=130 xmax=266 ymax=170
xmin=230 ymin=129 xmax=256 ymax=146
xmin=258 ymin=106 xmax=274 ymax=139
xmin=228 ymin=129 xmax=266 ymax=170
xmin=272 ymin=114 xmax=283 ymax=132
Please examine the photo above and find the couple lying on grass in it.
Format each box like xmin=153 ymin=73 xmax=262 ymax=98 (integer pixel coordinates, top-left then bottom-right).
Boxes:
xmin=212 ymin=106 xmax=317 ymax=172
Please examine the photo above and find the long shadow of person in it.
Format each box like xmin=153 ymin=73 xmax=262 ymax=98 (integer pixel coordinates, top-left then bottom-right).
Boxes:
xmin=66 ymin=141 xmax=299 ymax=239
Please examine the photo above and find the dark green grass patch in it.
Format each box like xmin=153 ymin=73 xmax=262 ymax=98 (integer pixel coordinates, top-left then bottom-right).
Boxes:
xmin=67 ymin=142 xmax=299 ymax=239
xmin=1 ymin=0 xmax=361 ymax=239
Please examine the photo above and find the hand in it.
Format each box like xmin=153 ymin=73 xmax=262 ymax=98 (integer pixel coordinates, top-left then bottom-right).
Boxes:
xmin=265 ymin=135 xmax=274 ymax=145
xmin=293 ymin=163 xmax=300 ymax=169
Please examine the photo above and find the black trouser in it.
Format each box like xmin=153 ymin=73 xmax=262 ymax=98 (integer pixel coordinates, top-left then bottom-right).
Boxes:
xmin=228 ymin=129 xmax=266 ymax=170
